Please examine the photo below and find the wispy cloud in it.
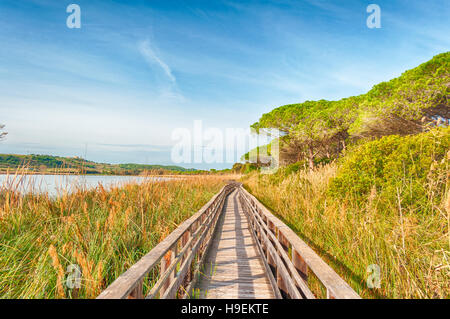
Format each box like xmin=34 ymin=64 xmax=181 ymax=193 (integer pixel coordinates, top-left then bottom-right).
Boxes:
xmin=138 ymin=40 xmax=176 ymax=83
xmin=1 ymin=0 xmax=447 ymax=168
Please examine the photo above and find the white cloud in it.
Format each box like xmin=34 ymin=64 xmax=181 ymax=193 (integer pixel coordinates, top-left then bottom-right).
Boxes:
xmin=138 ymin=40 xmax=176 ymax=83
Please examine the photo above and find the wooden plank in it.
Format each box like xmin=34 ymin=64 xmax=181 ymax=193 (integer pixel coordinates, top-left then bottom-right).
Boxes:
xmin=195 ymin=190 xmax=276 ymax=299
xmin=292 ymin=249 xmax=308 ymax=281
xmin=165 ymin=201 xmax=226 ymax=299
xmin=184 ymin=195 xmax=228 ymax=299
xmin=240 ymin=192 xmax=315 ymax=299
xmin=239 ymin=186 xmax=361 ymax=299
xmin=149 ymin=200 xmax=224 ymax=299
xmin=239 ymin=200 xmax=282 ymax=299
xmin=127 ymin=280 xmax=143 ymax=299
xmin=99 ymin=181 xmax=360 ymax=300
xmin=97 ymin=184 xmax=233 ymax=299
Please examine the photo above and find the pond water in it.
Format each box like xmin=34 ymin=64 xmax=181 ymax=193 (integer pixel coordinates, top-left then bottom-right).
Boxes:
xmin=0 ymin=174 xmax=173 ymax=196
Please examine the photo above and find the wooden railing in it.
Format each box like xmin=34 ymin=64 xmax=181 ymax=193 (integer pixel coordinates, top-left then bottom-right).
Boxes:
xmin=238 ymin=185 xmax=361 ymax=299
xmin=97 ymin=182 xmax=237 ymax=299
xmin=97 ymin=181 xmax=360 ymax=299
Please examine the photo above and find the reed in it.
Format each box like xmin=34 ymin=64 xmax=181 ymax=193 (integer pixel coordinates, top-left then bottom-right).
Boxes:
xmin=242 ymin=163 xmax=449 ymax=299
xmin=0 ymin=173 xmax=227 ymax=298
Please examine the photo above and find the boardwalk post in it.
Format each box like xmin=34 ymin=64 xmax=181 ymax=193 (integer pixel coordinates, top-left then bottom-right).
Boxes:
xmin=278 ymin=231 xmax=290 ymax=253
xmin=168 ymin=243 xmax=178 ymax=298
xmin=128 ymin=280 xmax=143 ymax=299
xmin=184 ymin=229 xmax=192 ymax=283
xmin=159 ymin=250 xmax=170 ymax=297
xmin=292 ymin=250 xmax=308 ymax=281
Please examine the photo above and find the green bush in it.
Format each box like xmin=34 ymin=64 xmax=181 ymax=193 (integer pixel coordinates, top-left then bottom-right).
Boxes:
xmin=250 ymin=52 xmax=449 ymax=166
xmin=242 ymin=163 xmax=258 ymax=174
xmin=329 ymin=127 xmax=449 ymax=211
xmin=283 ymin=162 xmax=303 ymax=176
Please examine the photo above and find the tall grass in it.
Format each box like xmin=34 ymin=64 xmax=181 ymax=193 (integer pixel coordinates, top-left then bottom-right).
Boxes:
xmin=242 ymin=163 xmax=449 ymax=299
xmin=0 ymin=174 xmax=227 ymax=298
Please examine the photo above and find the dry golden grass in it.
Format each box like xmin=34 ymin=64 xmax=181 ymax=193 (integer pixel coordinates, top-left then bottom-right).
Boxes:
xmin=242 ymin=164 xmax=449 ymax=299
xmin=0 ymin=173 xmax=227 ymax=298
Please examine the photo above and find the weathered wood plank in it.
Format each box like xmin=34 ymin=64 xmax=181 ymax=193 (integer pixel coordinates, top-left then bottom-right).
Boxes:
xmin=195 ymin=190 xmax=276 ymax=299
xmin=239 ymin=186 xmax=361 ymax=299
xmin=97 ymin=184 xmax=233 ymax=299
xmin=98 ymin=182 xmax=360 ymax=300
xmin=240 ymin=193 xmax=315 ymax=299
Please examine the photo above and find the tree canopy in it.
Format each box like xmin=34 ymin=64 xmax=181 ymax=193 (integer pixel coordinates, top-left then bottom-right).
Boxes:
xmin=249 ymin=52 xmax=449 ymax=168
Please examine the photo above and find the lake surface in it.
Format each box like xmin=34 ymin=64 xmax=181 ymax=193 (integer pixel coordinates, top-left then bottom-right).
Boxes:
xmin=0 ymin=174 xmax=172 ymax=196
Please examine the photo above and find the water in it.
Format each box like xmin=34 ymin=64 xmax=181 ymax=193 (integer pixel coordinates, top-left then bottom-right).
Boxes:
xmin=0 ymin=174 xmax=173 ymax=196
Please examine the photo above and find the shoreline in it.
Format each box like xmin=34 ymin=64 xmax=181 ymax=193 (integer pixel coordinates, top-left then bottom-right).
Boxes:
xmin=0 ymin=172 xmax=240 ymax=178
xmin=0 ymin=172 xmax=184 ymax=177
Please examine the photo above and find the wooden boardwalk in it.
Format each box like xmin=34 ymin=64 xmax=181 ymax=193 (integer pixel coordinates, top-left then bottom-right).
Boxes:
xmin=195 ymin=189 xmax=275 ymax=299
xmin=97 ymin=182 xmax=361 ymax=299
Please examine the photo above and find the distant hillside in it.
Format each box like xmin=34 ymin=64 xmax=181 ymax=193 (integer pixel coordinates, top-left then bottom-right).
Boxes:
xmin=0 ymin=154 xmax=196 ymax=175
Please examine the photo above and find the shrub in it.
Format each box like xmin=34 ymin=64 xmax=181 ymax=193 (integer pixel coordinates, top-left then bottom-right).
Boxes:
xmin=329 ymin=127 xmax=449 ymax=211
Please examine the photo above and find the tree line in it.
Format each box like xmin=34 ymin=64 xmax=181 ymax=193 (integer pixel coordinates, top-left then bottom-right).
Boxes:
xmin=250 ymin=52 xmax=449 ymax=169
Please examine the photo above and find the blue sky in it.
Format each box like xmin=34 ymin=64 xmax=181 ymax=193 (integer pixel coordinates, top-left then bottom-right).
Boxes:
xmin=0 ymin=0 xmax=448 ymax=169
